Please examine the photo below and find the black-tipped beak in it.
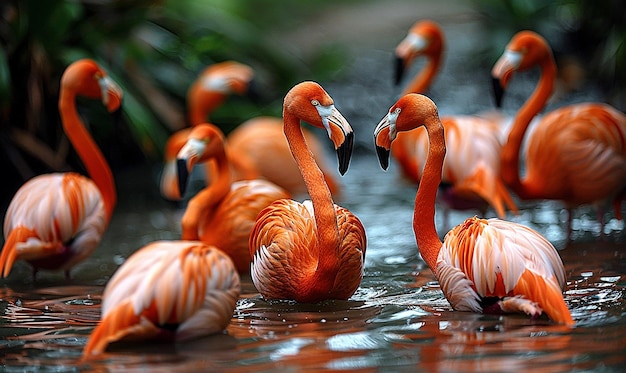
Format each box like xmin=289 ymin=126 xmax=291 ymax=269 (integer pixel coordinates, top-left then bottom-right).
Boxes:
xmin=492 ymin=77 xmax=505 ymax=108
xmin=376 ymin=145 xmax=390 ymax=171
xmin=394 ymin=56 xmax=405 ymax=85
xmin=247 ymin=78 xmax=261 ymax=103
xmin=336 ymin=132 xmax=354 ymax=176
xmin=177 ymin=158 xmax=189 ymax=197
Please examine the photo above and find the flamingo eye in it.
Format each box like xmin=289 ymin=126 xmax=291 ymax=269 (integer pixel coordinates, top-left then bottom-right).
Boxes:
xmin=394 ymin=108 xmax=401 ymax=114
xmin=311 ymin=99 xmax=320 ymax=106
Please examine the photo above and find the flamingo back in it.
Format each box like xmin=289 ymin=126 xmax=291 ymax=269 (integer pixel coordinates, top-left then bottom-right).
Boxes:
xmin=1 ymin=173 xmax=106 ymax=275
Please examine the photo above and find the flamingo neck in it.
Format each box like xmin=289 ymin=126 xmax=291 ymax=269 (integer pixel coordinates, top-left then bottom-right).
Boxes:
xmin=188 ymin=91 xmax=225 ymax=126
xmin=200 ymin=148 xmax=232 ymax=212
xmin=283 ymin=111 xmax=340 ymax=257
xmin=501 ymin=58 xmax=556 ymax=199
xmin=59 ymin=89 xmax=116 ymax=220
xmin=402 ymin=54 xmax=442 ymax=96
xmin=413 ymin=117 xmax=445 ymax=271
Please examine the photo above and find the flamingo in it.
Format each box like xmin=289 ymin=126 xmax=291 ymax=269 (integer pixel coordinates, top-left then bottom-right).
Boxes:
xmin=374 ymin=93 xmax=574 ymax=325
xmin=160 ymin=61 xmax=341 ymax=200
xmin=492 ymin=31 xmax=626 ymax=238
xmin=393 ymin=20 xmax=517 ymax=225
xmin=0 ymin=59 xmax=123 ymax=279
xmin=176 ymin=123 xmax=290 ymax=273
xmin=160 ymin=61 xmax=256 ymax=201
xmin=81 ymin=240 xmax=240 ymax=357
xmin=249 ymin=81 xmax=366 ymax=303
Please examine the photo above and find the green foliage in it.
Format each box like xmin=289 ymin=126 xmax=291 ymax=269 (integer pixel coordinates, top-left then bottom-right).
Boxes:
xmin=472 ymin=0 xmax=626 ymax=108
xmin=0 ymin=0 xmax=349 ymax=199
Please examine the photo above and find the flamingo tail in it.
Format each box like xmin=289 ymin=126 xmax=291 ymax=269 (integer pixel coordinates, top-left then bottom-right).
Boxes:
xmin=454 ymin=167 xmax=518 ymax=218
xmin=0 ymin=226 xmax=41 ymax=277
xmin=82 ymin=302 xmax=156 ymax=358
xmin=513 ymin=269 xmax=575 ymax=326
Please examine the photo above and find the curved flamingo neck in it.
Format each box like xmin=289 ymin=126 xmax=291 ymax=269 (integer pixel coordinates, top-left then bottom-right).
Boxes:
xmin=402 ymin=54 xmax=442 ymax=96
xmin=181 ymin=146 xmax=231 ymax=240
xmin=501 ymin=57 xmax=556 ymax=199
xmin=283 ymin=111 xmax=340 ymax=253
xmin=413 ymin=117 xmax=445 ymax=271
xmin=59 ymin=88 xmax=116 ymax=220
xmin=188 ymin=91 xmax=225 ymax=126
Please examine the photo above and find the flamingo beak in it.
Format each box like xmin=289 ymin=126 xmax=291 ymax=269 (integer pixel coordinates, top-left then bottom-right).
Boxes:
xmin=394 ymin=55 xmax=405 ymax=85
xmin=337 ymin=131 xmax=353 ymax=175
xmin=492 ymin=77 xmax=505 ymax=108
xmin=373 ymin=113 xmax=395 ymax=171
xmin=177 ymin=158 xmax=190 ymax=197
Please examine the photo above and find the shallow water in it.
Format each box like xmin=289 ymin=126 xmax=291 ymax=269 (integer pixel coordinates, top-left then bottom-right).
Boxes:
xmin=1 ymin=153 xmax=625 ymax=372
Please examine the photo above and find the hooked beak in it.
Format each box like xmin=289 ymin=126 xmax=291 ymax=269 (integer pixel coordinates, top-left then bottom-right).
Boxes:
xmin=373 ymin=114 xmax=395 ymax=171
xmin=492 ymin=77 xmax=505 ymax=108
xmin=177 ymin=158 xmax=189 ymax=196
xmin=394 ymin=55 xmax=405 ymax=85
xmin=317 ymin=105 xmax=355 ymax=176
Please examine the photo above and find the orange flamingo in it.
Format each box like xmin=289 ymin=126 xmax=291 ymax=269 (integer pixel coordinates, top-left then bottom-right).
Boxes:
xmin=249 ymin=81 xmax=366 ymax=302
xmin=176 ymin=123 xmax=290 ymax=273
xmin=492 ymin=31 xmax=626 ymax=237
xmin=393 ymin=20 xmax=517 ymax=224
xmin=160 ymin=61 xmax=256 ymax=200
xmin=374 ymin=93 xmax=574 ymax=325
xmin=1 ymin=59 xmax=123 ymax=279
xmin=82 ymin=240 xmax=240 ymax=357
xmin=160 ymin=61 xmax=341 ymax=200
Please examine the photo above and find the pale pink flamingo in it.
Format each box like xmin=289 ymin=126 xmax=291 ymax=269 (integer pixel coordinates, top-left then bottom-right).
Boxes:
xmin=1 ymin=59 xmax=122 ymax=279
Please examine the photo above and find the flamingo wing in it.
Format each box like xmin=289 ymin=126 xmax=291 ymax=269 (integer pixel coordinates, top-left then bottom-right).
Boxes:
xmin=330 ymin=204 xmax=367 ymax=298
xmin=250 ymin=199 xmax=318 ymax=300
xmin=198 ymin=179 xmax=290 ymax=272
xmin=83 ymin=240 xmax=240 ymax=357
xmin=525 ymin=103 xmax=626 ymax=204
xmin=1 ymin=173 xmax=106 ymax=277
xmin=437 ymin=216 xmax=573 ymax=324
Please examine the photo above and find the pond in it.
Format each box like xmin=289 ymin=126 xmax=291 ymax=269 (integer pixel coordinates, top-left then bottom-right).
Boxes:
xmin=2 ymin=3 xmax=626 ymax=370
xmin=1 ymin=150 xmax=625 ymax=371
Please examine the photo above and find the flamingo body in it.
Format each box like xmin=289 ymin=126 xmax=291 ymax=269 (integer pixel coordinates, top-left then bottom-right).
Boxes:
xmin=227 ymin=116 xmax=341 ymax=197
xmin=249 ymin=81 xmax=366 ymax=303
xmin=82 ymin=240 xmax=240 ymax=357
xmin=177 ymin=123 xmax=289 ymax=273
xmin=374 ymin=93 xmax=573 ymax=325
xmin=492 ymin=31 xmax=626 ymax=233
xmin=1 ymin=59 xmax=122 ymax=278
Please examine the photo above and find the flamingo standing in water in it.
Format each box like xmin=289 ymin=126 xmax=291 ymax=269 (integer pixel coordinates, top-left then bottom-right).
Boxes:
xmin=176 ymin=123 xmax=290 ymax=273
xmin=249 ymin=81 xmax=366 ymax=302
xmin=1 ymin=59 xmax=123 ymax=279
xmin=393 ymin=20 xmax=517 ymax=225
xmin=82 ymin=240 xmax=240 ymax=357
xmin=374 ymin=93 xmax=574 ymax=325
xmin=492 ymin=31 xmax=626 ymax=238
xmin=161 ymin=61 xmax=341 ymax=200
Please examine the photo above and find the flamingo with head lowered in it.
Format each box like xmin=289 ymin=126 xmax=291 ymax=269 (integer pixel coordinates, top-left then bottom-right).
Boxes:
xmin=1 ymin=59 xmax=123 ymax=280
xmin=393 ymin=20 xmax=517 ymax=226
xmin=374 ymin=93 xmax=574 ymax=325
xmin=176 ymin=123 xmax=290 ymax=273
xmin=82 ymin=240 xmax=240 ymax=357
xmin=249 ymin=81 xmax=366 ymax=303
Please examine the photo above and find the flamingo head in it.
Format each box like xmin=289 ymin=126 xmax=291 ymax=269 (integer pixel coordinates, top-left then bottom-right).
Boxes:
xmin=374 ymin=93 xmax=440 ymax=170
xmin=176 ymin=123 xmax=226 ymax=196
xmin=394 ymin=20 xmax=444 ymax=85
xmin=187 ymin=61 xmax=257 ymax=121
xmin=491 ymin=30 xmax=553 ymax=107
xmin=284 ymin=81 xmax=354 ymax=175
xmin=60 ymin=59 xmax=123 ymax=113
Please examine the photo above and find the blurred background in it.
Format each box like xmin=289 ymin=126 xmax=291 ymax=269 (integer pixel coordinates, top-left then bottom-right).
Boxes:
xmin=1 ymin=0 xmax=625 ymax=212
